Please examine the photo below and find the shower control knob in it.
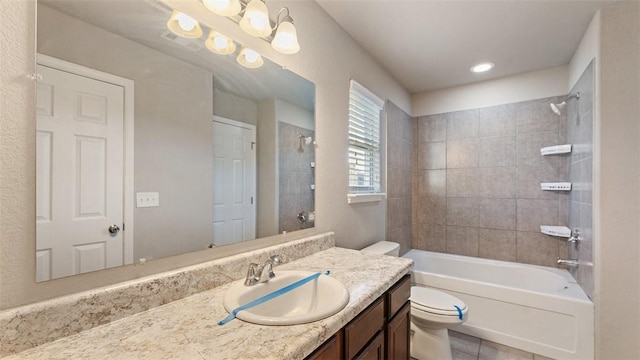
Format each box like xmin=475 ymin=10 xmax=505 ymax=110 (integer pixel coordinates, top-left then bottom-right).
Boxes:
xmin=108 ymin=224 xmax=120 ymax=235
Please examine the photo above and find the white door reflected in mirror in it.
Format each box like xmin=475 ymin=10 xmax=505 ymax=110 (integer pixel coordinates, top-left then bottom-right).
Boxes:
xmin=36 ymin=64 xmax=127 ymax=281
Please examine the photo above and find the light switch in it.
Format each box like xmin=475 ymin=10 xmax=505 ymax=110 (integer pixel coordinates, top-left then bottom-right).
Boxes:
xmin=136 ymin=192 xmax=159 ymax=207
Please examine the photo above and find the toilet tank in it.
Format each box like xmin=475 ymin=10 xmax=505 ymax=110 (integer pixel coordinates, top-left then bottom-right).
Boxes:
xmin=361 ymin=241 xmax=400 ymax=257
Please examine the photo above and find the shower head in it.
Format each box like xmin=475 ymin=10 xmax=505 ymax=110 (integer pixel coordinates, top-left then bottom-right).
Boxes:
xmin=297 ymin=134 xmax=313 ymax=152
xmin=550 ymin=92 xmax=580 ymax=115
xmin=550 ymin=101 xmax=566 ymax=116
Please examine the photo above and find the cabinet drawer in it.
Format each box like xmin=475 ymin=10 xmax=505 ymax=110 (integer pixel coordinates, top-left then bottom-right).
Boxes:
xmin=345 ymin=297 xmax=385 ymax=359
xmin=387 ymin=275 xmax=411 ymax=318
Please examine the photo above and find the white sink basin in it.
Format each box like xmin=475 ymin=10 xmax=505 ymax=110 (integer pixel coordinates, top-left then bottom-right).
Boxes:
xmin=223 ymin=270 xmax=350 ymax=325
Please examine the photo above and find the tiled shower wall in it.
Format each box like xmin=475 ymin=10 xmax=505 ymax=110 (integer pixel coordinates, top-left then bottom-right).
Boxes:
xmin=386 ymin=101 xmax=413 ymax=255
xmin=567 ymin=60 xmax=594 ymax=298
xmin=278 ymin=122 xmax=315 ymax=233
xmin=411 ymin=96 xmax=571 ymax=267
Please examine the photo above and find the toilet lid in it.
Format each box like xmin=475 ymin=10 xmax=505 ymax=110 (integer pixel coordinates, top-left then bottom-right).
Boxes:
xmin=410 ymin=287 xmax=467 ymax=316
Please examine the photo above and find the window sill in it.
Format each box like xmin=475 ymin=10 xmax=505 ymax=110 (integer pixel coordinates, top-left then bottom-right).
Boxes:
xmin=347 ymin=193 xmax=386 ymax=204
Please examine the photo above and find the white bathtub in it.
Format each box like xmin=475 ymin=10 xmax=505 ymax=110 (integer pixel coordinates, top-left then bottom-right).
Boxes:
xmin=403 ymin=250 xmax=593 ymax=360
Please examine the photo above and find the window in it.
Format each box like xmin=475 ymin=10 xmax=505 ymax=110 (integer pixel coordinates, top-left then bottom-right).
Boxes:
xmin=348 ymin=80 xmax=384 ymax=198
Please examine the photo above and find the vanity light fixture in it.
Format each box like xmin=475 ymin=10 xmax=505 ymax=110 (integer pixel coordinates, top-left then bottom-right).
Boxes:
xmin=470 ymin=62 xmax=495 ymax=73
xmin=271 ymin=8 xmax=300 ymax=54
xmin=201 ymin=0 xmax=301 ymax=54
xmin=239 ymin=0 xmax=272 ymax=37
xmin=166 ymin=10 xmax=203 ymax=39
xmin=203 ymin=0 xmax=241 ymax=17
xmin=237 ymin=47 xmax=264 ymax=68
xmin=205 ymin=30 xmax=237 ymax=55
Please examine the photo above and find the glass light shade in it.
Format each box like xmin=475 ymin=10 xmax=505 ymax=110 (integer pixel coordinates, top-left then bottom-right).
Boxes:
xmin=203 ymin=0 xmax=241 ymax=17
xmin=205 ymin=31 xmax=236 ymax=55
xmin=239 ymin=0 xmax=272 ymax=37
xmin=167 ymin=10 xmax=203 ymax=39
xmin=272 ymin=21 xmax=300 ymax=54
xmin=237 ymin=47 xmax=264 ymax=69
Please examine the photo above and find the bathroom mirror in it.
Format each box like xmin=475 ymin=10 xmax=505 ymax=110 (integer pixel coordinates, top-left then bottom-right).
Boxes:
xmin=35 ymin=0 xmax=315 ymax=281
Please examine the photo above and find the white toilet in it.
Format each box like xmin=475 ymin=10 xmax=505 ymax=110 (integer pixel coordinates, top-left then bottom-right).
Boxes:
xmin=361 ymin=241 xmax=468 ymax=360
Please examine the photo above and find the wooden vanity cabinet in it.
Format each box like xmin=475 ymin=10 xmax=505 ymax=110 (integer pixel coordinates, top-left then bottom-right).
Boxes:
xmin=305 ymin=274 xmax=411 ymax=360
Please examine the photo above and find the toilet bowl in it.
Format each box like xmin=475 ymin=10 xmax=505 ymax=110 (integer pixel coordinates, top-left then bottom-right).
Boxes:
xmin=361 ymin=241 xmax=469 ymax=360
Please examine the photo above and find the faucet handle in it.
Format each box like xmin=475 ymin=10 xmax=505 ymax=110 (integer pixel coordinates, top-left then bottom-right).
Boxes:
xmin=269 ymin=254 xmax=283 ymax=265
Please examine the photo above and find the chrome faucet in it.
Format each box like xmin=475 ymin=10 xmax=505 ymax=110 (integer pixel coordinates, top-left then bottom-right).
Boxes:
xmin=244 ymin=255 xmax=283 ymax=286
xmin=557 ymin=257 xmax=579 ymax=267
xmin=567 ymin=229 xmax=581 ymax=250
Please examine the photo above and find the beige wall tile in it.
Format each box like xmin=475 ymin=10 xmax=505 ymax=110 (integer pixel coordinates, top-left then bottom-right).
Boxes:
xmin=418 ymin=141 xmax=446 ymax=170
xmin=447 ymin=198 xmax=479 ymax=227
xmin=478 ymin=199 xmax=516 ymax=230
xmin=517 ymin=165 xmax=560 ymax=200
xmin=478 ymin=167 xmax=516 ymax=198
xmin=447 ymin=168 xmax=479 ymax=198
xmin=448 ymin=109 xmax=479 ymax=140
xmin=478 ymin=103 xmax=516 ymax=137
xmin=478 ymin=229 xmax=517 ymax=261
xmin=446 ymin=226 xmax=479 ymax=256
xmin=417 ymin=113 xmax=447 ymax=143
xmin=516 ymin=199 xmax=559 ymax=232
xmin=516 ymin=232 xmax=560 ymax=267
xmin=447 ymin=139 xmax=479 ymax=168
xmin=479 ymin=136 xmax=516 ymax=167
xmin=516 ymin=97 xmax=560 ymax=134
xmin=418 ymin=170 xmax=446 ymax=197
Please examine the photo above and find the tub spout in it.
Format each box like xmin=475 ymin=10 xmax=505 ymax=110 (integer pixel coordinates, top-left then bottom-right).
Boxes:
xmin=557 ymin=257 xmax=579 ymax=267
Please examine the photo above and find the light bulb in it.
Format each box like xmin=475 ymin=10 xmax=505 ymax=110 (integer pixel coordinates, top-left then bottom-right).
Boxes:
xmin=213 ymin=35 xmax=228 ymax=49
xmin=203 ymin=0 xmax=241 ymax=16
xmin=167 ymin=10 xmax=203 ymax=39
xmin=239 ymin=0 xmax=272 ymax=37
xmin=244 ymin=49 xmax=259 ymax=63
xmin=205 ymin=30 xmax=236 ymax=55
xmin=176 ymin=13 xmax=196 ymax=31
xmin=237 ymin=47 xmax=263 ymax=68
xmin=470 ymin=62 xmax=495 ymax=73
xmin=249 ymin=15 xmax=268 ymax=31
xmin=272 ymin=20 xmax=299 ymax=54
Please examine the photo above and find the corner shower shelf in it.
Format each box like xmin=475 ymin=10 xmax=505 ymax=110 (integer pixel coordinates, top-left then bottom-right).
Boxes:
xmin=540 ymin=226 xmax=571 ymax=238
xmin=540 ymin=182 xmax=572 ymax=191
xmin=540 ymin=144 xmax=572 ymax=156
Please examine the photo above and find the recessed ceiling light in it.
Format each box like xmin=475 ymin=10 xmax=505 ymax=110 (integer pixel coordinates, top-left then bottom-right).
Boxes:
xmin=470 ymin=62 xmax=495 ymax=73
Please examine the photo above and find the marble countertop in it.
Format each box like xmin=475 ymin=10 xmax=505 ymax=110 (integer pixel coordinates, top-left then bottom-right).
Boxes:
xmin=6 ymin=247 xmax=413 ymax=360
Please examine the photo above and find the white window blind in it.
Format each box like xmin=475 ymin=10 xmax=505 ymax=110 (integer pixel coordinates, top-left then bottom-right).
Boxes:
xmin=348 ymin=80 xmax=384 ymax=194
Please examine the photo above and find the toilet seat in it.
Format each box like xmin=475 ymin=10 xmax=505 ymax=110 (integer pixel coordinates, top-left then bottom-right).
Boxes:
xmin=410 ymin=286 xmax=467 ymax=317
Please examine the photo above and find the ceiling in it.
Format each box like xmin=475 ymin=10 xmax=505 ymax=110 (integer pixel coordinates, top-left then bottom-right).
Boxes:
xmin=316 ymin=0 xmax=619 ymax=94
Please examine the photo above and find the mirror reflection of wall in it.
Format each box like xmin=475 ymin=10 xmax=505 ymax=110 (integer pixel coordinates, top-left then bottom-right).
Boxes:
xmin=35 ymin=0 xmax=315 ymax=281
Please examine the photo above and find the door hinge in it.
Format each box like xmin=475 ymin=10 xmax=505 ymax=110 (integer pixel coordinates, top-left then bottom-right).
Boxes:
xmin=122 ymin=223 xmax=125 ymax=231
xmin=251 ymin=141 xmax=256 ymax=150
xmin=251 ymin=196 xmax=254 ymax=204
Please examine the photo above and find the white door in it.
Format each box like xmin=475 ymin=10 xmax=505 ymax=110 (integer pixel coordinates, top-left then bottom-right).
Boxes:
xmin=212 ymin=118 xmax=256 ymax=246
xmin=36 ymin=64 xmax=125 ymax=281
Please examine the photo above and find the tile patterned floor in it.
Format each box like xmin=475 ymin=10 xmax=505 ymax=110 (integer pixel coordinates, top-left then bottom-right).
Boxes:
xmin=449 ymin=331 xmax=555 ymax=360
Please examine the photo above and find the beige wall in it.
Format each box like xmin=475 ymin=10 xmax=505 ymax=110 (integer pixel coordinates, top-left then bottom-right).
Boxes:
xmin=412 ymin=65 xmax=569 ymax=117
xmin=38 ymin=5 xmax=215 ymax=262
xmin=213 ymin=88 xmax=258 ymax=125
xmin=594 ymin=3 xmax=640 ymax=359
xmin=0 ymin=0 xmax=411 ymax=310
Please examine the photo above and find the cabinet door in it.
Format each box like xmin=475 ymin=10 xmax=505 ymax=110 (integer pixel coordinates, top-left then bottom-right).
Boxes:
xmin=355 ymin=331 xmax=384 ymax=360
xmin=386 ymin=302 xmax=410 ymax=360
xmin=345 ymin=298 xmax=385 ymax=359
xmin=306 ymin=330 xmax=343 ymax=360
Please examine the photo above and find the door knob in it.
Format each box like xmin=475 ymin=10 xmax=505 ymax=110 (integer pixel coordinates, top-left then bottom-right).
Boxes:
xmin=108 ymin=224 xmax=120 ymax=235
